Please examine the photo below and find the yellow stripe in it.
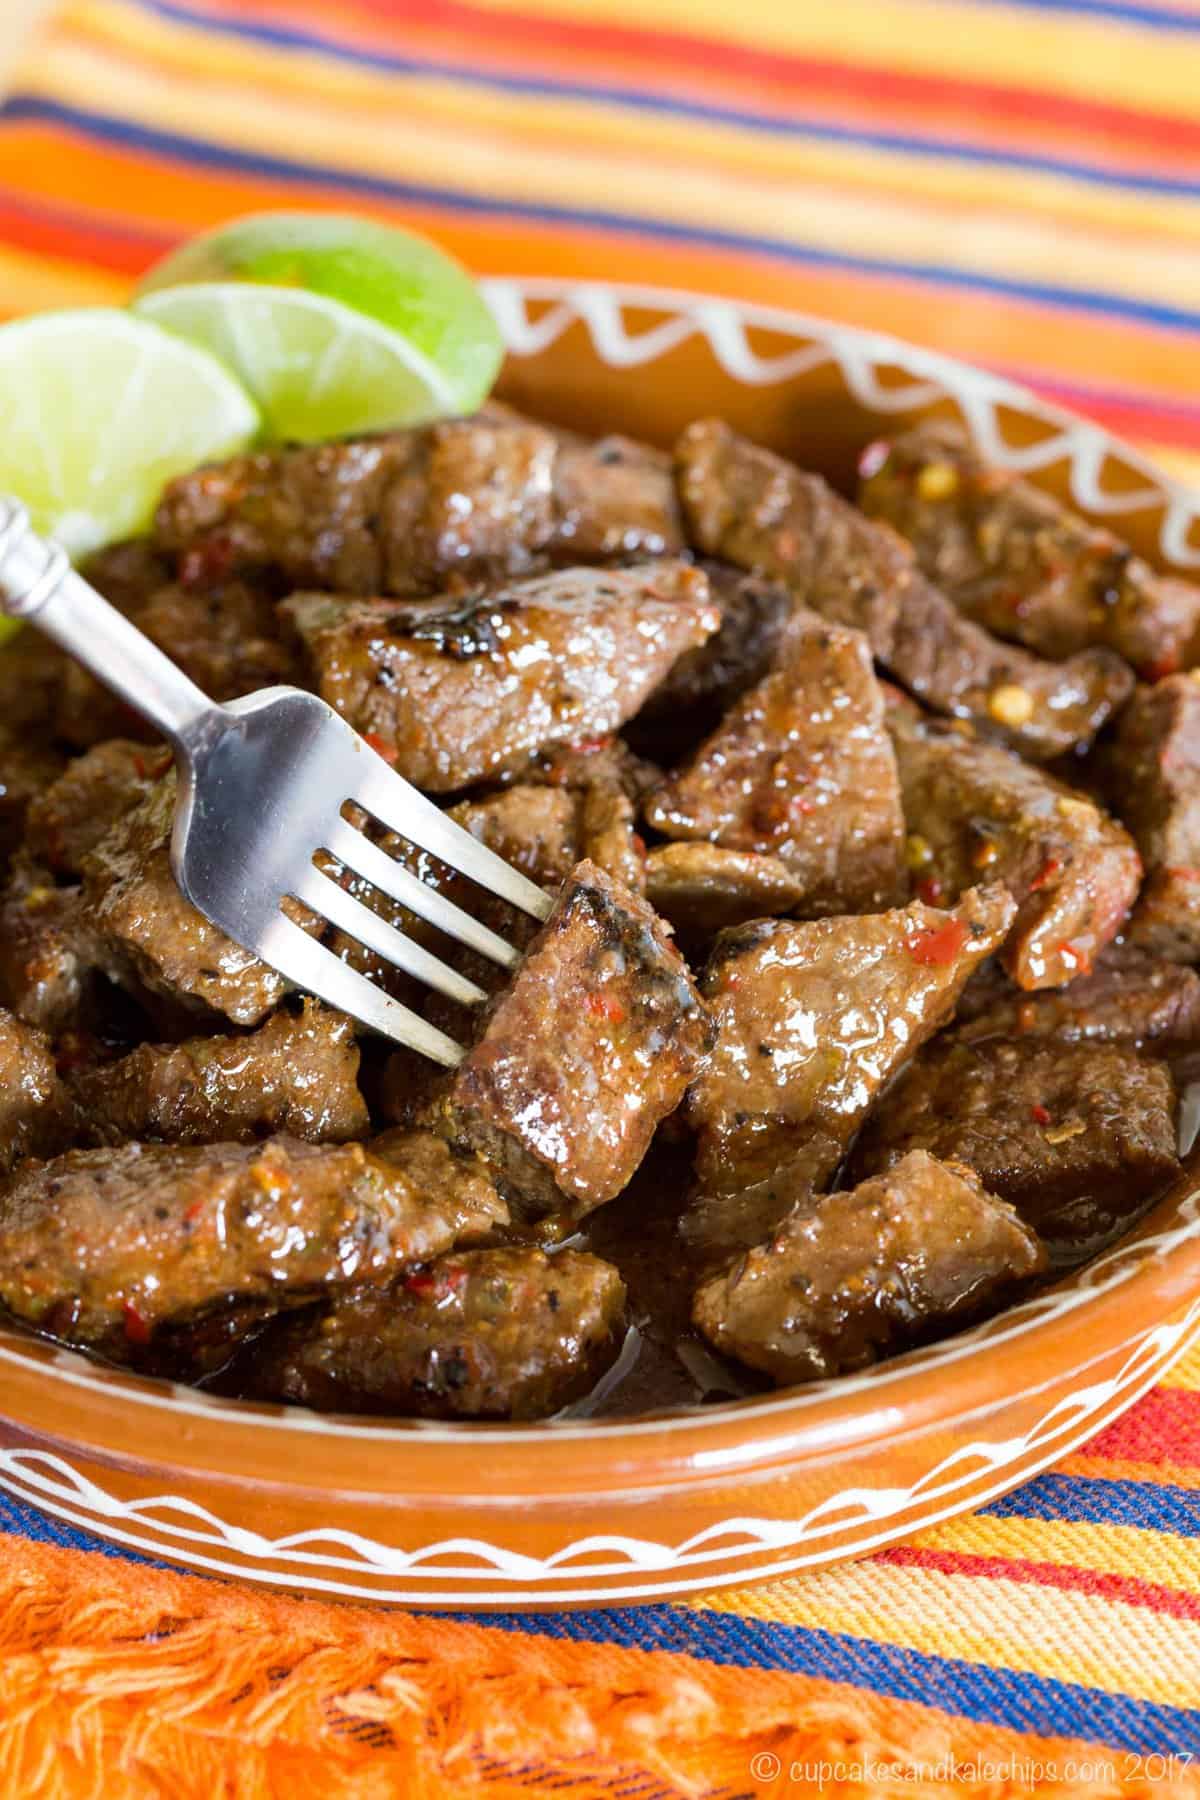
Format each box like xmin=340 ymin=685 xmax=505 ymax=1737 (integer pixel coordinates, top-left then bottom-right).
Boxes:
xmin=1163 ymin=1339 xmax=1200 ymax=1390
xmin=64 ymin=0 xmax=1200 ymax=249
xmin=695 ymin=1561 xmax=1200 ymax=1706
xmin=0 ymin=241 xmax=125 ymax=315
xmin=28 ymin=34 xmax=1200 ymax=321
xmin=911 ymin=1514 xmax=1200 ymax=1593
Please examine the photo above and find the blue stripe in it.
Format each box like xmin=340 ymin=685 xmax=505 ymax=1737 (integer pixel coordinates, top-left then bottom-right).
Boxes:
xmin=5 ymin=96 xmax=1200 ymax=339
xmin=965 ymin=0 xmax=1200 ymax=33
xmin=983 ymin=1474 xmax=1200 ymax=1534
xmin=3 ymin=1489 xmax=1197 ymax=1757
xmin=135 ymin=0 xmax=1200 ymax=202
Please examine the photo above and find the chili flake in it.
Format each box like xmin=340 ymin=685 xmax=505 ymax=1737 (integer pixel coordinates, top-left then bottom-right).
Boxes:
xmin=363 ymin=732 xmax=398 ymax=766
xmin=904 ymin=918 xmax=967 ymax=965
xmin=585 ymin=991 xmax=625 ymax=1023
xmin=122 ymin=1300 xmax=152 ymax=1346
xmin=1030 ymin=1103 xmax=1052 ymax=1127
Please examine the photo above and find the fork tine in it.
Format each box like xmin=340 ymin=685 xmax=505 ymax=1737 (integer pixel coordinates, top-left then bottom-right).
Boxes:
xmin=351 ymin=757 xmax=556 ymax=923
xmin=256 ymin=911 xmax=464 ymax=1066
xmin=291 ymin=865 xmax=490 ymax=1008
xmin=322 ymin=816 xmax=522 ymax=971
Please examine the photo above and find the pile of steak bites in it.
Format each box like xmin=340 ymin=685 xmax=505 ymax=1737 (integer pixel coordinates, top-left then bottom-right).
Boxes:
xmin=1 ymin=404 xmax=1197 ymax=1418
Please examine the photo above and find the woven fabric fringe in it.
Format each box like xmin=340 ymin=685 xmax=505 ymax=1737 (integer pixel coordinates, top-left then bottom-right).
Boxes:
xmin=0 ymin=1540 xmax=1189 ymax=1799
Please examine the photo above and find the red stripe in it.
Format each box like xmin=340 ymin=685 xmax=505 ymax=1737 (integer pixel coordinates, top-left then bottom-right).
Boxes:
xmin=877 ymin=1544 xmax=1200 ymax=1621
xmin=1079 ymin=1389 xmax=1200 ymax=1468
xmin=0 ymin=191 xmax=174 ymax=274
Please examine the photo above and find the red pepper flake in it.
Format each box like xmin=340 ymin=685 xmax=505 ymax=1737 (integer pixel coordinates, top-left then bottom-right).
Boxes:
xmin=363 ymin=732 xmax=398 ymax=766
xmin=585 ymin=991 xmax=625 ymax=1023
xmin=1058 ymin=940 xmax=1094 ymax=977
xmin=632 ymin=833 xmax=647 ymax=858
xmin=915 ymin=874 xmax=944 ymax=905
xmin=857 ymin=439 xmax=892 ymax=482
xmin=183 ymin=1196 xmax=206 ymax=1226
xmin=122 ymin=1300 xmax=152 ymax=1346
xmin=1028 ymin=855 xmax=1062 ymax=892
xmin=402 ymin=1268 xmax=442 ymax=1300
xmin=568 ymin=737 xmax=612 ymax=756
xmin=1167 ymin=867 xmax=1200 ymax=884
xmin=179 ymin=534 xmax=236 ymax=591
xmin=1031 ymin=1103 xmax=1052 ymax=1127
xmin=1144 ymin=653 xmax=1181 ymax=682
xmin=904 ymin=918 xmax=967 ymax=965
xmin=791 ymin=794 xmax=816 ymax=816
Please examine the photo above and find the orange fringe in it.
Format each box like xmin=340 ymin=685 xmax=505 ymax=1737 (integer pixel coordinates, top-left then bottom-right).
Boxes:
xmin=0 ymin=1538 xmax=1189 ymax=1799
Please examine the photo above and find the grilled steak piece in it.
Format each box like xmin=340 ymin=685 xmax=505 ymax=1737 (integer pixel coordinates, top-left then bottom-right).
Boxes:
xmin=888 ymin=697 xmax=1141 ymax=989
xmin=0 ymin=1131 xmax=508 ymax=1360
xmin=0 ymin=867 xmax=87 ymax=1033
xmin=692 ymin=1150 xmax=1043 ymax=1385
xmin=439 ymin=859 xmax=711 ymax=1218
xmin=248 ymin=1247 xmax=626 ymax=1419
xmin=687 ymin=884 xmax=1014 ymax=1201
xmin=81 ymin=538 xmax=173 ymax=614
xmin=0 ymin=1008 xmax=70 ymax=1175
xmin=645 ymin=609 xmax=905 ymax=914
xmin=957 ymin=944 xmax=1200 ymax=1049
xmin=1102 ymin=673 xmax=1200 ymax=962
xmin=0 ymin=626 xmax=66 ymax=737
xmin=675 ymin=419 xmax=1133 ymax=760
xmin=645 ymin=843 xmax=807 ymax=948
xmin=70 ymin=1001 xmax=368 ymax=1147
xmin=860 ymin=423 xmax=1200 ymax=680
xmin=156 ymin=411 xmax=684 ymax=595
xmin=23 ymin=739 xmax=167 ymax=879
xmin=0 ymin=735 xmax=67 ymax=875
xmin=81 ymin=774 xmax=293 ymax=1026
xmin=854 ymin=1037 xmax=1179 ymax=1261
xmin=640 ymin=563 xmax=794 ymax=726
xmin=283 ymin=562 xmax=718 ymax=791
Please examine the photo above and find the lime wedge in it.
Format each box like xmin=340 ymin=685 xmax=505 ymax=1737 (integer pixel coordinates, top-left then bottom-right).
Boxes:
xmin=0 ymin=308 xmax=258 ymax=564
xmin=132 ymin=213 xmax=503 ymax=443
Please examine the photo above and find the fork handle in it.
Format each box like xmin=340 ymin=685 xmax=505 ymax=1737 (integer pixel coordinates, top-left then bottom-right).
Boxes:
xmin=0 ymin=500 xmax=218 ymax=747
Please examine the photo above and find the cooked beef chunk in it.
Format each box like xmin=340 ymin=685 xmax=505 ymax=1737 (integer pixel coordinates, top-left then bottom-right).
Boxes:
xmin=552 ymin=434 xmax=683 ymax=560
xmin=854 ymin=1038 xmax=1179 ymax=1261
xmin=80 ymin=538 xmax=173 ymax=614
xmin=675 ymin=419 xmax=1133 ymax=760
xmin=888 ymin=697 xmax=1141 ymax=989
xmin=0 ymin=626 xmax=66 ymax=736
xmin=70 ymin=1002 xmax=367 ymax=1147
xmin=645 ymin=843 xmax=807 ymax=948
xmin=645 ymin=609 xmax=905 ymax=914
xmin=0 ymin=867 xmax=87 ymax=1033
xmin=248 ymin=1247 xmax=625 ymax=1419
xmin=688 ymin=884 xmax=1014 ymax=1199
xmin=137 ymin=579 xmax=299 ymax=702
xmin=692 ymin=1151 xmax=1043 ymax=1384
xmin=498 ymin=734 xmax=662 ymax=805
xmin=1102 ymin=673 xmax=1200 ymax=962
xmin=81 ymin=774 xmax=292 ymax=1026
xmin=439 ymin=859 xmax=711 ymax=1218
xmin=957 ymin=944 xmax=1200 ymax=1049
xmin=0 ymin=1008 xmax=70 ymax=1174
xmin=282 ymin=562 xmax=718 ymax=791
xmin=640 ymin=563 xmax=794 ymax=725
xmin=0 ymin=1131 xmax=508 ymax=1360
xmin=0 ymin=735 xmax=67 ymax=874
xmin=860 ymin=423 xmax=1200 ymax=680
xmin=23 ymin=740 xmax=167 ymax=879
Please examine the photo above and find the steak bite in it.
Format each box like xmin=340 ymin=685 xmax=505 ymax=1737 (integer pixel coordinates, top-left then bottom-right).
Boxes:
xmin=0 ymin=1131 xmax=508 ymax=1360
xmin=639 ymin=563 xmax=794 ymax=727
xmin=645 ymin=843 xmax=807 ymax=948
xmin=0 ymin=1009 xmax=71 ymax=1175
xmin=552 ymin=434 xmax=684 ymax=560
xmin=675 ymin=418 xmax=1133 ymax=760
xmin=645 ymin=609 xmax=905 ymax=914
xmin=0 ymin=868 xmax=87 ymax=1033
xmin=1103 ymin=673 xmax=1200 ymax=962
xmin=80 ymin=773 xmax=295 ymax=1027
xmin=70 ymin=1001 xmax=368 ymax=1148
xmin=692 ymin=1151 xmax=1043 ymax=1385
xmin=0 ymin=735 xmax=67 ymax=874
xmin=282 ymin=562 xmax=718 ymax=791
xmin=860 ymin=422 xmax=1200 ymax=680
xmin=853 ymin=1038 xmax=1179 ymax=1261
xmin=248 ymin=1247 xmax=626 ymax=1419
xmin=687 ymin=884 xmax=1014 ymax=1200
xmin=888 ymin=698 xmax=1141 ymax=989
xmin=957 ymin=944 xmax=1200 ymax=1050
xmin=440 ymin=859 xmax=711 ymax=1219
xmin=23 ymin=739 xmax=167 ymax=879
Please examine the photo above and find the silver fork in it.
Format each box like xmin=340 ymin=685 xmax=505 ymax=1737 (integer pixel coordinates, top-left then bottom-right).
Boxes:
xmin=0 ymin=502 xmax=554 ymax=1067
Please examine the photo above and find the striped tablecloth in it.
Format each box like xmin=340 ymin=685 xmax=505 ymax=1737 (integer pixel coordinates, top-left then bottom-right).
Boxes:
xmin=2 ymin=3 xmax=1200 ymax=1792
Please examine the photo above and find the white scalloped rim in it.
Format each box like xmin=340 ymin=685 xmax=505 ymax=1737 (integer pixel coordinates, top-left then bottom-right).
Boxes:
xmin=3 ymin=279 xmax=1200 ymax=1604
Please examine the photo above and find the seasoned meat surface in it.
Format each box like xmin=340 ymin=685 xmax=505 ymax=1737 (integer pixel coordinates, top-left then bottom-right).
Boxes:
xmin=248 ymin=1248 xmax=626 ymax=1419
xmin=640 ymin=563 xmax=794 ymax=727
xmin=957 ymin=944 xmax=1200 ymax=1049
xmin=552 ymin=434 xmax=683 ymax=561
xmin=676 ymin=419 xmax=1133 ymax=760
xmin=283 ymin=562 xmax=718 ymax=790
xmin=70 ymin=1002 xmax=368 ymax=1147
xmin=692 ymin=1151 xmax=1043 ymax=1384
xmin=1104 ymin=673 xmax=1200 ymax=962
xmin=0 ymin=736 xmax=67 ymax=878
xmin=860 ymin=423 xmax=1200 ymax=680
xmin=0 ymin=867 xmax=87 ymax=1033
xmin=688 ymin=884 xmax=1014 ymax=1198
xmin=441 ymin=859 xmax=711 ymax=1218
xmin=645 ymin=609 xmax=905 ymax=913
xmin=0 ymin=1132 xmax=508 ymax=1360
xmin=0 ymin=627 xmax=66 ymax=737
xmin=854 ymin=1038 xmax=1179 ymax=1262
xmin=645 ymin=843 xmax=807 ymax=948
xmin=0 ymin=1008 xmax=70 ymax=1175
xmin=888 ymin=698 xmax=1141 ymax=989
xmin=23 ymin=740 xmax=166 ymax=878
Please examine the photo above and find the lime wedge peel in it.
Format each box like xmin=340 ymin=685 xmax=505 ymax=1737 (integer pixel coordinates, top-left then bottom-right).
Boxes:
xmin=0 ymin=307 xmax=259 ymax=562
